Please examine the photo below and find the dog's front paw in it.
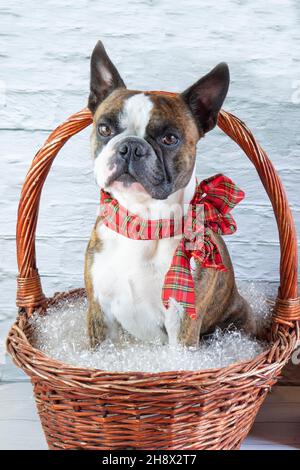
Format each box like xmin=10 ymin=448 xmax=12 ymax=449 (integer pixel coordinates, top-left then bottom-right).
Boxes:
xmin=164 ymin=298 xmax=185 ymax=346
xmin=87 ymin=300 xmax=108 ymax=349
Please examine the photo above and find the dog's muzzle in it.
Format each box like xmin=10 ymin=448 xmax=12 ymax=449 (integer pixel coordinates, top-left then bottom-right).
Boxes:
xmin=109 ymin=136 xmax=171 ymax=199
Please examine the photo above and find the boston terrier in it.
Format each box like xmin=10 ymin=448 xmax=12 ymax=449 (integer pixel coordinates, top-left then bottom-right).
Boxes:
xmin=85 ymin=41 xmax=255 ymax=348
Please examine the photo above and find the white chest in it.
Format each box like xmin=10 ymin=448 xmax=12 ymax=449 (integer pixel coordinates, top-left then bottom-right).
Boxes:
xmin=91 ymin=173 xmax=196 ymax=343
xmin=91 ymin=224 xmax=180 ymax=342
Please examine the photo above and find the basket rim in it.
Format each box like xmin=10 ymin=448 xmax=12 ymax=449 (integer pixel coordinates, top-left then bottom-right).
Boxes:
xmin=7 ymin=288 xmax=297 ymax=384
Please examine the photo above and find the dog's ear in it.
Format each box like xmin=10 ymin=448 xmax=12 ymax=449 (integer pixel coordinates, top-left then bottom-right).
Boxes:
xmin=181 ymin=63 xmax=229 ymax=134
xmin=88 ymin=41 xmax=126 ymax=114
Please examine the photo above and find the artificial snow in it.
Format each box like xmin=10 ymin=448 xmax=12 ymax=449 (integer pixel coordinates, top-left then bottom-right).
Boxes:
xmin=29 ymin=282 xmax=273 ymax=373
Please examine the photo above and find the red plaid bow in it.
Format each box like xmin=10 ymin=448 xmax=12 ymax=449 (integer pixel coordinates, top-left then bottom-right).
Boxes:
xmin=100 ymin=174 xmax=244 ymax=319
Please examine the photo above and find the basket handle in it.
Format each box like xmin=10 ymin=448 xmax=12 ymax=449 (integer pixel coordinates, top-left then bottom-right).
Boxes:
xmin=16 ymin=107 xmax=300 ymax=327
xmin=218 ymin=110 xmax=299 ymax=327
xmin=16 ymin=109 xmax=93 ymax=314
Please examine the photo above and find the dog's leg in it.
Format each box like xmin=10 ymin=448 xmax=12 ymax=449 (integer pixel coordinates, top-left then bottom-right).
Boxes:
xmin=85 ymin=224 xmax=108 ymax=348
xmin=87 ymin=300 xmax=121 ymax=348
xmin=164 ymin=298 xmax=185 ymax=346
xmin=87 ymin=300 xmax=107 ymax=348
xmin=165 ymin=298 xmax=208 ymax=347
xmin=164 ymin=267 xmax=216 ymax=347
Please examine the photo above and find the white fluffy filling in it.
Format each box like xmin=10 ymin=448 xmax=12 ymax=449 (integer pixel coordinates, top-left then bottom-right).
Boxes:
xmin=29 ymin=281 xmax=273 ymax=373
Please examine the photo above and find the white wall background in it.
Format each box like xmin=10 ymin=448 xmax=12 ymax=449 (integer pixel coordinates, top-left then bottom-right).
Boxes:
xmin=0 ymin=0 xmax=299 ymax=322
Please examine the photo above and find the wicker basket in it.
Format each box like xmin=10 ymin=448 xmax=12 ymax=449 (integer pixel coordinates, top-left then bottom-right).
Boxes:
xmin=6 ymin=107 xmax=300 ymax=450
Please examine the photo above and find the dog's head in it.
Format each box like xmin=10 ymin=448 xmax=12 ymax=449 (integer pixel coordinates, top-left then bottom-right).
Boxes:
xmin=88 ymin=41 xmax=229 ymax=201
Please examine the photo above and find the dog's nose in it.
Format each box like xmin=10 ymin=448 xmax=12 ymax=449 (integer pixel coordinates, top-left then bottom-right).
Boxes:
xmin=118 ymin=139 xmax=148 ymax=161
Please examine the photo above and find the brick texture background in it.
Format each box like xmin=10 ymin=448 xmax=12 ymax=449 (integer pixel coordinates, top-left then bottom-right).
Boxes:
xmin=0 ymin=0 xmax=299 ymax=321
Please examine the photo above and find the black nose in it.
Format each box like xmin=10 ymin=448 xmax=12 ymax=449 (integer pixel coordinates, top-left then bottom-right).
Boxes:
xmin=118 ymin=138 xmax=148 ymax=161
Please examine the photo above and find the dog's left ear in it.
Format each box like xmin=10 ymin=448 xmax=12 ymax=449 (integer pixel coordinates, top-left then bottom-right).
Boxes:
xmin=88 ymin=40 xmax=126 ymax=114
xmin=181 ymin=63 xmax=230 ymax=134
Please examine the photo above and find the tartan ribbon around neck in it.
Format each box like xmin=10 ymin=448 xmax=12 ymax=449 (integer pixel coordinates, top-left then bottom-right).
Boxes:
xmin=100 ymin=174 xmax=245 ymax=319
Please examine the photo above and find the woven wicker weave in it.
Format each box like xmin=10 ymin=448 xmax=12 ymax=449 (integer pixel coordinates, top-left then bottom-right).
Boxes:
xmin=6 ymin=106 xmax=300 ymax=450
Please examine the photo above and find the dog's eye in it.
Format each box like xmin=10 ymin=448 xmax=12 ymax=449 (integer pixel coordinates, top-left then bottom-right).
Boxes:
xmin=161 ymin=133 xmax=179 ymax=146
xmin=98 ymin=124 xmax=113 ymax=137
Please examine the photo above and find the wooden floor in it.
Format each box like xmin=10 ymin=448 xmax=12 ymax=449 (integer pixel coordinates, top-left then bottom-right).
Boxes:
xmin=1 ymin=321 xmax=300 ymax=450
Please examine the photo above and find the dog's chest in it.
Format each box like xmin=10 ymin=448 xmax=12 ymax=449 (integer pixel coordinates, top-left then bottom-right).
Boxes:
xmin=91 ymin=224 xmax=179 ymax=342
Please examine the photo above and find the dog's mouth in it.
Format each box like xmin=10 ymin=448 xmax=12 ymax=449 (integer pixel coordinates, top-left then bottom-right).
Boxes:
xmin=114 ymin=172 xmax=137 ymax=187
xmin=107 ymin=169 xmax=149 ymax=195
xmin=107 ymin=167 xmax=139 ymax=187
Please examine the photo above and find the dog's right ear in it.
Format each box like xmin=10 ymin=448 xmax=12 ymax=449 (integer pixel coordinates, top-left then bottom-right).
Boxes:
xmin=88 ymin=41 xmax=126 ymax=114
xmin=181 ymin=63 xmax=229 ymax=134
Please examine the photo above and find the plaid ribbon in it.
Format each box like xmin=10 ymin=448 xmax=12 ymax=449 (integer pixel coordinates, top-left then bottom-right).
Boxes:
xmin=100 ymin=174 xmax=244 ymax=319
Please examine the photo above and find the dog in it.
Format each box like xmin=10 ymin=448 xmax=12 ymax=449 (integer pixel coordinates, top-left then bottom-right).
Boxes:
xmin=85 ymin=41 xmax=255 ymax=348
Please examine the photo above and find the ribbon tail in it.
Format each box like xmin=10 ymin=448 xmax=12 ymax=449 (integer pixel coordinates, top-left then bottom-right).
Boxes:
xmin=162 ymin=240 xmax=197 ymax=320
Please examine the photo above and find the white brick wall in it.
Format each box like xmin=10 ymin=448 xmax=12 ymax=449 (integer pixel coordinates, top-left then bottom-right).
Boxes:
xmin=1 ymin=0 xmax=300 ymax=321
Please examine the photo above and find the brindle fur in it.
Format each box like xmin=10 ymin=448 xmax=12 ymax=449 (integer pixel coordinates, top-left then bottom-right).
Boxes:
xmin=84 ymin=220 xmax=107 ymax=348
